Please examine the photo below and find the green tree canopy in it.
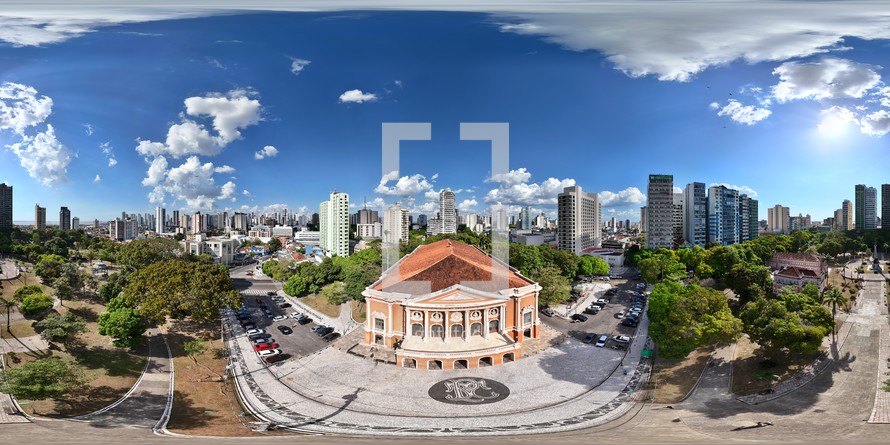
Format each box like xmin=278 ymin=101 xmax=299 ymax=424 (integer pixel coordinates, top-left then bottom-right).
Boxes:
xmin=267 ymin=238 xmax=282 ymax=252
xmin=725 ymin=263 xmax=773 ymax=306
xmin=98 ymin=272 xmax=129 ymax=303
xmin=648 ymin=282 xmax=742 ymax=359
xmin=320 ymin=281 xmax=349 ymax=306
xmin=34 ymin=254 xmax=67 ymax=282
xmin=183 ymin=339 xmax=206 ymax=364
xmin=20 ymin=293 xmax=53 ymax=317
xmin=1 ymin=357 xmax=87 ymax=401
xmin=577 ymin=255 xmax=610 ymax=276
xmin=740 ymin=289 xmax=833 ymax=354
xmin=13 ymin=284 xmax=44 ymax=302
xmin=534 ymin=267 xmax=571 ymax=307
xmin=121 ymin=259 xmax=241 ymax=324
xmin=34 ymin=312 xmax=86 ymax=343
xmin=98 ymin=307 xmax=146 ymax=348
xmin=118 ymin=238 xmax=182 ymax=270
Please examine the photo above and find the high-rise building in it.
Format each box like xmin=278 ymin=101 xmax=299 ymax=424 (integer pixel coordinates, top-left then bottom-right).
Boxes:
xmin=683 ymin=182 xmax=706 ymax=247
xmin=383 ymin=203 xmax=409 ymax=245
xmin=855 ymin=184 xmax=869 ymax=230
xmin=672 ymin=191 xmax=684 ymax=245
xmin=767 ymin=204 xmax=790 ymax=234
xmin=172 ymin=210 xmax=180 ymax=228
xmin=557 ymin=185 xmax=601 ymax=255
xmin=439 ymin=189 xmax=457 ymax=234
xmin=863 ymin=186 xmax=877 ymax=230
xmin=841 ymin=200 xmax=853 ymax=231
xmin=640 ymin=206 xmax=648 ymax=234
xmin=646 ymin=174 xmax=674 ymax=249
xmin=883 ymin=184 xmax=890 ymax=230
xmin=72 ymin=217 xmax=80 ymax=230
xmin=320 ymin=191 xmax=350 ymax=257
xmin=740 ymin=195 xmax=758 ymax=241
xmin=519 ymin=206 xmax=532 ymax=230
xmin=358 ymin=208 xmax=379 ymax=225
xmin=35 ymin=204 xmax=46 ymax=230
xmin=155 ymin=206 xmax=166 ymax=233
xmin=417 ymin=214 xmax=428 ymax=227
xmin=789 ymin=213 xmax=812 ymax=231
xmin=707 ymin=185 xmax=739 ymax=246
xmin=59 ymin=207 xmax=71 ymax=230
xmin=0 ymin=184 xmax=11 ymax=230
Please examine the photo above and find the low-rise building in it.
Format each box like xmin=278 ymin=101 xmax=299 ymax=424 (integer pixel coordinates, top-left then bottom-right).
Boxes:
xmin=773 ymin=267 xmax=822 ymax=290
xmin=181 ymin=234 xmax=239 ymax=265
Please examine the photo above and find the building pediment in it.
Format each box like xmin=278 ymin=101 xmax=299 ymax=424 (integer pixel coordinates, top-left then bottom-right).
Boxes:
xmin=407 ymin=286 xmax=509 ymax=308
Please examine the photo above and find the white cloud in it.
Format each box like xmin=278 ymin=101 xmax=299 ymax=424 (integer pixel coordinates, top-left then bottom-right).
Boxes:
xmin=818 ymin=106 xmax=859 ymax=133
xmin=142 ymin=156 xmax=168 ymax=186
xmin=108 ymin=157 xmax=117 ymax=167
xmin=242 ymin=189 xmax=251 ymax=196
xmin=144 ymin=156 xmax=238 ymax=210
xmin=93 ymin=174 xmax=100 ymax=183
xmin=254 ymin=145 xmax=278 ymax=159
xmin=99 ymin=141 xmax=117 ymax=167
xmin=290 ymin=58 xmax=311 ymax=75
xmin=485 ymin=168 xmax=575 ymax=206
xmin=709 ymin=183 xmax=758 ymax=198
xmin=374 ymin=172 xmax=434 ymax=197
xmin=0 ymin=82 xmax=52 ymax=134
xmin=339 ymin=89 xmax=377 ymax=103
xmin=772 ymin=58 xmax=882 ymax=102
xmin=83 ymin=123 xmax=93 ymax=135
xmin=136 ymin=89 xmax=262 ymax=159
xmin=860 ymin=109 xmax=890 ymax=136
xmin=7 ymin=124 xmax=72 ymax=186
xmin=458 ymin=198 xmax=478 ymax=212
xmin=394 ymin=80 xmax=403 ymax=88
xmin=487 ymin=168 xmax=532 ymax=187
xmin=598 ymin=187 xmax=647 ymax=207
xmin=206 ymin=56 xmax=226 ymax=70
xmin=713 ymin=99 xmax=772 ymax=125
xmin=672 ymin=186 xmax=683 ymax=194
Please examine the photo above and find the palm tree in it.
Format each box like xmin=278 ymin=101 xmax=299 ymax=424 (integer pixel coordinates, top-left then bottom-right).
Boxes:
xmin=821 ymin=287 xmax=848 ymax=336
xmin=2 ymin=298 xmax=15 ymax=333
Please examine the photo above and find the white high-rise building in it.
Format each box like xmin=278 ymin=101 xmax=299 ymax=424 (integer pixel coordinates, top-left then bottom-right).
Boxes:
xmin=320 ymin=191 xmax=350 ymax=257
xmin=646 ymin=174 xmax=674 ymax=249
xmin=672 ymin=191 xmax=684 ymax=245
xmin=767 ymin=205 xmax=790 ymax=234
xmin=684 ymin=182 xmax=707 ymax=247
xmin=357 ymin=222 xmax=382 ymax=240
xmin=439 ymin=189 xmax=456 ymax=234
xmin=72 ymin=217 xmax=80 ymax=230
xmin=383 ymin=203 xmax=409 ymax=244
xmin=557 ymin=186 xmax=601 ymax=255
xmin=156 ymin=206 xmax=166 ymax=233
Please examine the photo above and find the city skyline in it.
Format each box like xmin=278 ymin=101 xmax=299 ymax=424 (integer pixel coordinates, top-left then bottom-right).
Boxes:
xmin=3 ymin=2 xmax=890 ymax=223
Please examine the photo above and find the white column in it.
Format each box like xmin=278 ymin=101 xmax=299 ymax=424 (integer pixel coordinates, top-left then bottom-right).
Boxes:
xmin=500 ymin=305 xmax=506 ymax=335
xmin=464 ymin=310 xmax=469 ymax=340
xmin=444 ymin=311 xmax=450 ymax=341
xmin=483 ymin=308 xmax=489 ymax=340
xmin=424 ymin=310 xmax=430 ymax=342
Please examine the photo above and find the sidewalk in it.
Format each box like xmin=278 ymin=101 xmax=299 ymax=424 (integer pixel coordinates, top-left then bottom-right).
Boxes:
xmin=0 ymin=335 xmax=49 ymax=355
xmin=557 ymin=282 xmax=611 ymax=318
xmin=277 ymin=291 xmax=359 ymax=335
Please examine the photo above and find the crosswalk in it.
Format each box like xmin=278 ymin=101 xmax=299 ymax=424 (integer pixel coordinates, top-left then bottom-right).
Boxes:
xmin=240 ymin=288 xmax=273 ymax=296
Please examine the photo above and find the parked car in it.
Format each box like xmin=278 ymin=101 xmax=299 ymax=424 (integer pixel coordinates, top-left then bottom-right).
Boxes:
xmin=583 ymin=306 xmax=600 ymax=315
xmin=583 ymin=333 xmax=596 ymax=343
xmin=322 ymin=332 xmax=341 ymax=342
xmin=571 ymin=314 xmax=588 ymax=322
xmin=245 ymin=328 xmax=265 ymax=336
xmin=246 ymin=272 xmax=254 ymax=276
xmin=297 ymin=316 xmax=312 ymax=325
xmin=241 ymin=323 xmax=256 ymax=331
xmin=248 ymin=332 xmax=271 ymax=340
xmin=267 ymin=291 xmax=278 ymax=297
xmin=277 ymin=325 xmax=293 ymax=335
xmin=257 ymin=349 xmax=281 ymax=358
xmin=272 ymin=315 xmax=287 ymax=322
xmin=264 ymin=353 xmax=287 ymax=363
xmin=595 ymin=335 xmax=608 ymax=347
xmin=315 ymin=327 xmax=335 ymax=337
xmin=310 ymin=325 xmax=327 ymax=333
xmin=613 ymin=335 xmax=631 ymax=344
xmin=615 ymin=311 xmax=626 ymax=319
xmin=253 ymin=342 xmax=279 ymax=351
xmin=278 ymin=302 xmax=291 ymax=309
xmin=622 ymin=318 xmax=639 ymax=327
xmin=253 ymin=338 xmax=275 ymax=345
xmin=605 ymin=288 xmax=618 ymax=296
xmin=290 ymin=312 xmax=303 ymax=319
xmin=264 ymin=310 xmax=274 ymax=318
xmin=540 ymin=307 xmax=555 ymax=317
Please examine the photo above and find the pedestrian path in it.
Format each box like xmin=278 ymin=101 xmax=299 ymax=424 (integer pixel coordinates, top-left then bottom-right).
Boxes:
xmin=868 ymin=280 xmax=890 ymax=423
xmin=0 ymin=334 xmax=49 ymax=355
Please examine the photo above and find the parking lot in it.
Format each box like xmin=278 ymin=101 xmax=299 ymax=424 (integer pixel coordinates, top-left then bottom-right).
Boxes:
xmin=230 ymin=292 xmax=332 ymax=362
xmin=540 ymin=277 xmax=648 ymax=350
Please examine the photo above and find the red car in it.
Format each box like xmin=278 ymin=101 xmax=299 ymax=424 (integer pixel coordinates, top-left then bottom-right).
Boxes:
xmin=246 ymin=272 xmax=254 ymax=276
xmin=253 ymin=343 xmax=279 ymax=351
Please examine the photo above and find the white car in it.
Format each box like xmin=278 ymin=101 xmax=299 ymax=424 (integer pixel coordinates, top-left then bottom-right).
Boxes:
xmin=615 ymin=311 xmax=626 ymax=319
xmin=257 ymin=349 xmax=281 ymax=357
xmin=245 ymin=328 xmax=265 ymax=335
xmin=272 ymin=315 xmax=287 ymax=322
xmin=290 ymin=312 xmax=303 ymax=319
xmin=613 ymin=335 xmax=631 ymax=344
xmin=594 ymin=335 xmax=608 ymax=347
xmin=253 ymin=338 xmax=274 ymax=345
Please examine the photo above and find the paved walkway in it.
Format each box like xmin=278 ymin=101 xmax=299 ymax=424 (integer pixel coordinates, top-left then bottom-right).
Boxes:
xmin=226 ymin=310 xmax=653 ymax=436
xmin=0 ymin=260 xmax=21 ymax=280
xmin=279 ymin=291 xmax=359 ymax=335
xmin=0 ymin=334 xmax=49 ymax=354
xmin=682 ymin=343 xmax=735 ymax=407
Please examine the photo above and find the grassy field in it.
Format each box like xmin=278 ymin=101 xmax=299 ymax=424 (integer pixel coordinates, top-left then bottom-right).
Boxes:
xmin=731 ymin=335 xmax=821 ymax=395
xmin=650 ymin=347 xmax=712 ymax=403
xmin=300 ymin=293 xmax=342 ymax=318
xmin=825 ymin=269 xmax=857 ymax=310
xmin=351 ymin=300 xmax=366 ymax=323
xmin=9 ymin=300 xmax=148 ymax=417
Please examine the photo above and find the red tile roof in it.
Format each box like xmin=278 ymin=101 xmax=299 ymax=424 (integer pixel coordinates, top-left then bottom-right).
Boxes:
xmin=373 ymin=239 xmax=533 ymax=294
xmin=775 ymin=266 xmax=820 ymax=279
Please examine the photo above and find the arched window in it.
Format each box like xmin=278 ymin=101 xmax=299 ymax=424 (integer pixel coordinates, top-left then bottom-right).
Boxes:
xmin=411 ymin=323 xmax=424 ymax=337
xmin=450 ymin=324 xmax=464 ymax=338
xmin=430 ymin=324 xmax=444 ymax=338
xmin=489 ymin=319 xmax=500 ymax=333
xmin=470 ymin=323 xmax=483 ymax=336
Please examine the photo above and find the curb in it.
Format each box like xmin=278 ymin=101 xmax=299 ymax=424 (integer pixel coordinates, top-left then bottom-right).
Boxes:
xmin=72 ymin=335 xmax=155 ymax=420
xmin=151 ymin=334 xmax=175 ymax=435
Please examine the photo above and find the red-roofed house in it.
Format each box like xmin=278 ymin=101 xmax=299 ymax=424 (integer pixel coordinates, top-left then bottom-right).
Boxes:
xmin=769 ymin=252 xmax=826 ymax=276
xmin=362 ymin=239 xmax=541 ymax=370
xmin=773 ymin=266 xmax=823 ymax=290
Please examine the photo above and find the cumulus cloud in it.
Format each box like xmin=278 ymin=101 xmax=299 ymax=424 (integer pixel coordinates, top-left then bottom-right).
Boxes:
xmin=93 ymin=174 xmax=100 ymax=183
xmin=83 ymin=123 xmax=93 ymax=135
xmin=108 ymin=158 xmax=118 ymax=167
xmin=242 ymin=189 xmax=251 ymax=196
xmin=142 ymin=156 xmax=168 ymax=186
xmin=99 ymin=141 xmax=118 ymax=167
xmin=859 ymin=109 xmax=890 ymax=136
xmin=713 ymin=99 xmax=772 ymax=125
xmin=374 ymin=171 xmax=434 ymax=197
xmin=485 ymin=168 xmax=575 ymax=206
xmin=0 ymin=82 xmax=53 ymax=134
xmin=598 ymin=187 xmax=647 ymax=207
xmin=458 ymin=198 xmax=478 ymax=212
xmin=290 ymin=58 xmax=311 ymax=75
xmin=136 ymin=89 xmax=261 ymax=159
xmin=146 ymin=156 xmax=240 ymax=210
xmin=772 ymin=58 xmax=882 ymax=102
xmin=339 ymin=89 xmax=377 ymax=103
xmin=254 ymin=145 xmax=278 ymax=159
xmin=709 ymin=183 xmax=758 ymax=198
xmin=7 ymin=124 xmax=72 ymax=186
xmin=818 ymin=106 xmax=859 ymax=133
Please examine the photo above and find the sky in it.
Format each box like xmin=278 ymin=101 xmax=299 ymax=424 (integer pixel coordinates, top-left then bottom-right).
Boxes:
xmin=1 ymin=1 xmax=890 ymax=224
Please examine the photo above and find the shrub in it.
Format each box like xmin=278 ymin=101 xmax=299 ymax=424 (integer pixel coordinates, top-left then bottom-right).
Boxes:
xmin=13 ymin=284 xmax=43 ymax=302
xmin=20 ymin=293 xmax=54 ymax=317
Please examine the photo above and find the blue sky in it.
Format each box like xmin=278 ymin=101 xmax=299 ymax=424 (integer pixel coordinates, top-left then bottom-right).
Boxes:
xmin=2 ymin=2 xmax=890 ymax=224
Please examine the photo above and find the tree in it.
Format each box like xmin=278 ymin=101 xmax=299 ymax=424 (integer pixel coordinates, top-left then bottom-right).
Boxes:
xmin=577 ymin=255 xmax=610 ymax=276
xmin=52 ymin=277 xmax=74 ymax=307
xmin=34 ymin=313 xmax=86 ymax=344
xmin=1 ymin=357 xmax=87 ymax=401
xmin=173 ymin=232 xmax=185 ymax=241
xmin=509 ymin=244 xmax=543 ymax=278
xmin=267 ymin=238 xmax=282 ymax=252
xmin=534 ymin=267 xmax=571 ymax=307
xmin=121 ymin=259 xmax=241 ymax=324
xmin=34 ymin=254 xmax=67 ymax=282
xmin=20 ymin=293 xmax=53 ymax=317
xmin=638 ymin=255 xmax=686 ymax=283
xmin=99 ymin=272 xmax=128 ymax=303
xmin=1 ymin=298 xmax=15 ymax=332
xmin=13 ymin=284 xmax=43 ymax=302
xmin=740 ymin=291 xmax=832 ymax=354
xmin=821 ymin=287 xmax=848 ymax=334
xmin=118 ymin=238 xmax=182 ymax=270
xmin=725 ymin=263 xmax=773 ymax=305
xmin=321 ymin=281 xmax=349 ymax=306
xmin=183 ymin=339 xmax=206 ymax=364
xmin=539 ymin=245 xmax=579 ymax=279
xmin=98 ymin=307 xmax=145 ymax=348
xmin=647 ymin=282 xmax=742 ymax=359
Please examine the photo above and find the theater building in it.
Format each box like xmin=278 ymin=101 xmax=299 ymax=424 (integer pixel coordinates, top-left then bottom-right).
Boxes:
xmin=362 ymin=239 xmax=541 ymax=370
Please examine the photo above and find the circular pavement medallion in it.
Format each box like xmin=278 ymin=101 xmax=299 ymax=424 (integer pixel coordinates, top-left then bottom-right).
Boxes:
xmin=428 ymin=377 xmax=510 ymax=405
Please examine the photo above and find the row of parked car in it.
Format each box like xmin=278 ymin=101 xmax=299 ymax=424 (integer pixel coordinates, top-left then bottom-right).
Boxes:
xmin=235 ymin=306 xmax=290 ymax=363
xmin=583 ymin=333 xmax=632 ymax=348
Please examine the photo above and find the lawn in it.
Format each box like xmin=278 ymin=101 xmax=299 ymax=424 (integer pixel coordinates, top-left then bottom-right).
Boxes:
xmin=0 ymin=320 xmax=38 ymax=339
xmin=731 ymin=335 xmax=822 ymax=395
xmin=650 ymin=346 xmax=712 ymax=403
xmin=164 ymin=320 xmax=268 ymax=437
xmin=351 ymin=300 xmax=366 ymax=323
xmin=300 ymin=293 xmax=342 ymax=318
xmin=825 ymin=269 xmax=857 ymax=310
